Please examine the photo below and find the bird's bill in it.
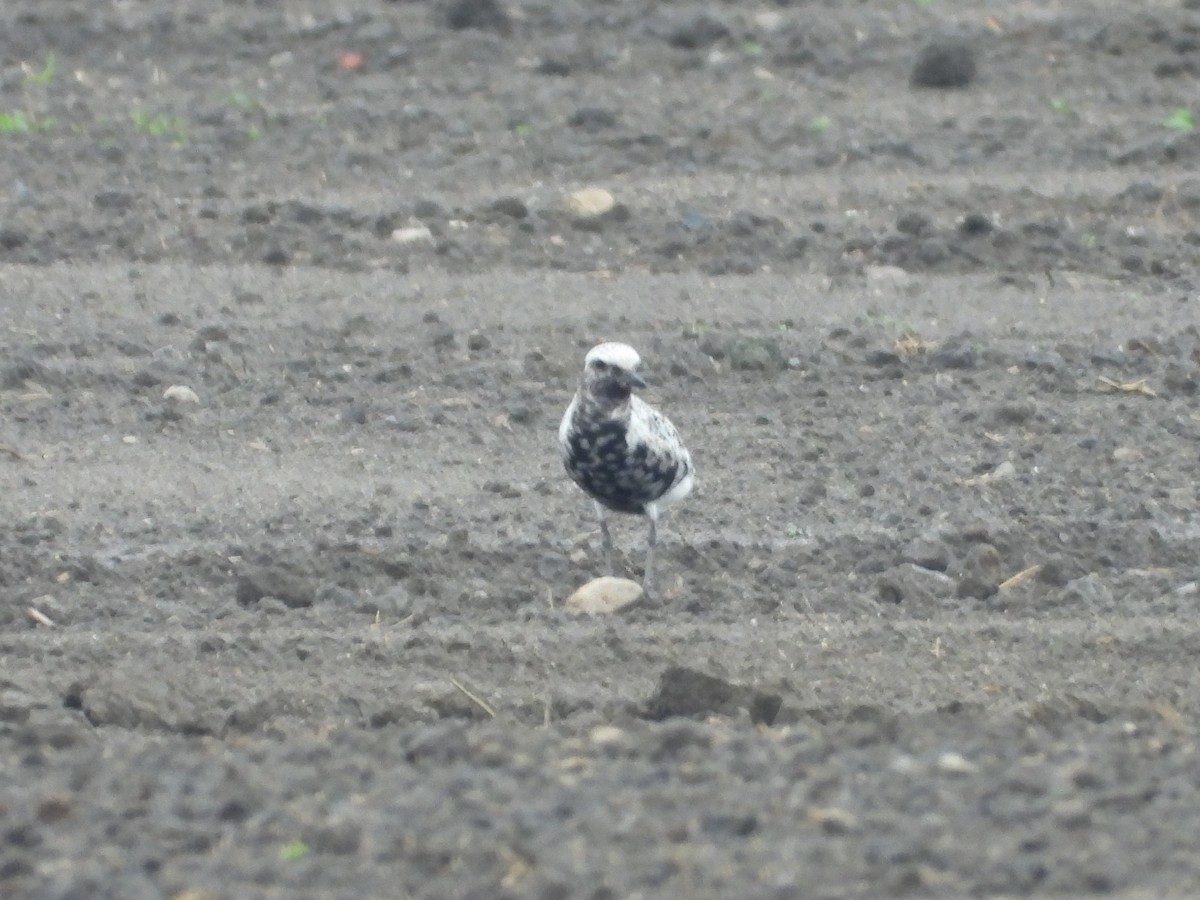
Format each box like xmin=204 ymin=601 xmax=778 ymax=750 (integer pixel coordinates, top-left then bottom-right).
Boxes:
xmin=624 ymin=370 xmax=647 ymax=390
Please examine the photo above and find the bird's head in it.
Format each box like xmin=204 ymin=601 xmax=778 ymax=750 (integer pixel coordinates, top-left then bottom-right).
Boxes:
xmin=582 ymin=341 xmax=646 ymax=401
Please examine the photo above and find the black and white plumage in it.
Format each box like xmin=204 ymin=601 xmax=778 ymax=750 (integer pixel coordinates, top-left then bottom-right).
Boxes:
xmin=559 ymin=342 xmax=695 ymax=596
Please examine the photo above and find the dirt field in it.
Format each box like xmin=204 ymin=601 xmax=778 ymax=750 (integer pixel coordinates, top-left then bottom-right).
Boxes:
xmin=4 ymin=1 xmax=1200 ymax=897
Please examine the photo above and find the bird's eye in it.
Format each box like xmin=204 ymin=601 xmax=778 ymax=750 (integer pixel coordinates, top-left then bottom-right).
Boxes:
xmin=593 ymin=361 xmax=609 ymax=371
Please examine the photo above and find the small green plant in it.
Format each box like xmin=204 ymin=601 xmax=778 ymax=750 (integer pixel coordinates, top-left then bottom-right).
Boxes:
xmin=912 ymin=0 xmax=935 ymax=7
xmin=856 ymin=311 xmax=918 ymax=335
xmin=221 ymin=90 xmax=256 ymax=111
xmin=0 ymin=111 xmax=55 ymax=135
xmin=280 ymin=840 xmax=309 ymax=861
xmin=1049 ymin=98 xmax=1071 ymax=113
xmin=510 ymin=120 xmax=532 ymax=138
xmin=741 ymin=39 xmax=765 ymax=58
xmin=807 ymin=115 xmax=833 ymax=135
xmin=24 ymin=52 xmax=57 ymax=86
xmin=131 ymin=110 xmax=189 ymax=143
xmin=785 ymin=524 xmax=803 ymax=539
xmin=1163 ymin=108 xmax=1195 ymax=132
xmin=220 ymin=90 xmax=270 ymax=141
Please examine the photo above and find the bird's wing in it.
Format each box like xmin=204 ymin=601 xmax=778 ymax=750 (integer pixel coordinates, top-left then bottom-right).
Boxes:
xmin=628 ymin=396 xmax=693 ymax=476
xmin=558 ymin=392 xmax=579 ymax=455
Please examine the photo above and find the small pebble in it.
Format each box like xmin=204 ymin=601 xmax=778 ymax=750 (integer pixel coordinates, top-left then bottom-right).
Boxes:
xmin=392 ymin=222 xmax=434 ymax=244
xmin=911 ymin=39 xmax=976 ymax=89
xmin=444 ymin=0 xmax=510 ymax=33
xmin=937 ymin=751 xmax=978 ymax=775
xmin=162 ymin=385 xmax=201 ymax=404
xmin=565 ymin=187 xmax=615 ymax=220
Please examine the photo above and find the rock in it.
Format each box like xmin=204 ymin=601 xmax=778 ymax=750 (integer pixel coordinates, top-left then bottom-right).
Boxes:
xmin=71 ymin=672 xmax=211 ymax=733
xmin=911 ymin=39 xmax=976 ymax=88
xmin=1058 ymin=573 xmax=1113 ymax=610
xmin=443 ymin=0 xmax=510 ymax=33
xmin=876 ymin=563 xmax=957 ymax=609
xmin=162 ymin=385 xmax=200 ymax=404
xmin=0 ymin=686 xmax=37 ymax=723
xmin=589 ymin=725 xmax=628 ymax=749
xmin=563 ymin=576 xmax=644 ymax=614
xmin=490 ymin=196 xmax=528 ymax=219
xmin=235 ymin=565 xmax=316 ymax=608
xmin=93 ymin=189 xmax=134 ymax=211
xmin=564 ymin=187 xmax=616 ymax=223
xmin=359 ymin=585 xmax=429 ymax=621
xmin=659 ymin=13 xmax=730 ymax=50
xmin=340 ymin=404 xmax=368 ymax=426
xmin=429 ymin=323 xmax=455 ymax=348
xmin=315 ymin=583 xmax=357 ymax=605
xmin=955 ymin=544 xmax=1002 ymax=599
xmin=466 ymin=332 xmax=490 ymax=351
xmin=482 ymin=479 xmax=522 ymax=499
xmin=989 ymin=401 xmax=1036 ymax=427
xmin=195 ymin=324 xmax=229 ymax=343
xmin=958 ymin=212 xmax=993 ymax=236
xmin=262 ymin=245 xmax=290 ymax=266
xmin=808 ymin=806 xmax=858 ymax=834
xmin=895 ymin=212 xmax=932 ymax=236
xmin=392 ymin=222 xmax=435 ymax=244
xmin=865 ymin=265 xmax=913 ymax=291
xmin=642 ymin=666 xmax=781 ymax=725
xmin=937 ymin=751 xmax=978 ymax=775
xmin=930 ymin=338 xmax=978 ymax=370
xmin=568 ymin=107 xmax=618 ymax=132
xmin=1163 ymin=360 xmax=1199 ymax=395
xmin=1022 ymin=348 xmax=1066 ymax=372
xmin=865 ymin=349 xmax=902 ymax=367
xmin=0 ymin=227 xmax=28 ymax=250
xmin=899 ymin=535 xmax=952 ymax=572
xmin=727 ymin=336 xmax=783 ymax=371
xmin=989 ymin=460 xmax=1017 ymax=481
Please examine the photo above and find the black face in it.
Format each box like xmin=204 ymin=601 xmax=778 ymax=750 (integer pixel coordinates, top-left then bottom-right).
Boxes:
xmin=588 ymin=362 xmax=633 ymax=400
xmin=587 ymin=360 xmax=634 ymax=401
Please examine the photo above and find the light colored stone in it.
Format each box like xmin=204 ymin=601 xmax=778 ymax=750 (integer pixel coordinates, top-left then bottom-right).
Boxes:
xmin=564 ymin=187 xmax=615 ymax=220
xmin=990 ymin=459 xmax=1016 ymax=480
xmin=937 ymin=751 xmax=978 ymax=775
xmin=589 ymin=725 xmax=627 ymax=747
xmin=563 ymin=576 xmax=643 ymax=614
xmin=865 ymin=264 xmax=912 ymax=290
xmin=163 ymin=384 xmax=201 ymax=404
xmin=391 ymin=222 xmax=434 ymax=244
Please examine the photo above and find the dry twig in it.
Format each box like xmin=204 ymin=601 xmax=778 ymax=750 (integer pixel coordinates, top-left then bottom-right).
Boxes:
xmin=1096 ymin=376 xmax=1156 ymax=398
xmin=449 ymin=677 xmax=497 ymax=718
xmin=999 ymin=564 xmax=1043 ymax=591
xmin=27 ymin=607 xmax=56 ymax=627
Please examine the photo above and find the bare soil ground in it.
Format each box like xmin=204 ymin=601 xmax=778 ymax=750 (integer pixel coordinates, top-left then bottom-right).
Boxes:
xmin=4 ymin=1 xmax=1200 ymax=897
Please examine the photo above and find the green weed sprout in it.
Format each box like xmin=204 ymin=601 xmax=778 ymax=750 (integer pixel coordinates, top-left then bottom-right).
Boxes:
xmin=1163 ymin=108 xmax=1195 ymax=132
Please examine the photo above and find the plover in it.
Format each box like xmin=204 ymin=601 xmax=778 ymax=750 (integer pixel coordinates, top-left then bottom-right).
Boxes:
xmin=559 ymin=342 xmax=695 ymax=596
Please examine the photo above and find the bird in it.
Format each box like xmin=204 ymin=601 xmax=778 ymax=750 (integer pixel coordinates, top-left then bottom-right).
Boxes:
xmin=559 ymin=341 xmax=695 ymax=597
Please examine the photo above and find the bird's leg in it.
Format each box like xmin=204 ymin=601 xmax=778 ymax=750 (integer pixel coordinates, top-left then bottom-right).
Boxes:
xmin=643 ymin=508 xmax=658 ymax=598
xmin=593 ymin=501 xmax=614 ymax=576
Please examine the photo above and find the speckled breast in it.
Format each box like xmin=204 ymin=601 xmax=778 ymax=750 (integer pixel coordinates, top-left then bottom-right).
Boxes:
xmin=563 ymin=419 xmax=680 ymax=515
